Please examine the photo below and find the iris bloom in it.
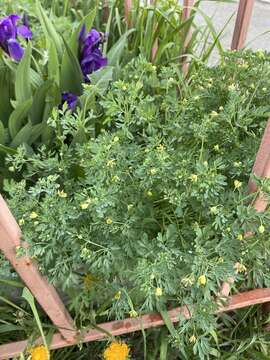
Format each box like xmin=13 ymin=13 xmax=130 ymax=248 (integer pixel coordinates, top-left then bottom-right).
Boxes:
xmin=79 ymin=26 xmax=107 ymax=81
xmin=0 ymin=14 xmax=32 ymax=61
xmin=61 ymin=92 xmax=78 ymax=110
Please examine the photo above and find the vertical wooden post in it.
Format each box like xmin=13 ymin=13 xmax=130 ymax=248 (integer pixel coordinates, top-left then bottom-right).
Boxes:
xmin=231 ymin=0 xmax=254 ymax=50
xmin=124 ymin=0 xmax=132 ymax=25
xmin=182 ymin=0 xmax=195 ymax=75
xmin=0 ymin=195 xmax=76 ymax=342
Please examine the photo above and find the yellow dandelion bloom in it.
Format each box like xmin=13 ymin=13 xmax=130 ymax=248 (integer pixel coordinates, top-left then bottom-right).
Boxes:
xmin=29 ymin=345 xmax=49 ymax=360
xmin=57 ymin=190 xmax=67 ymax=198
xmin=219 ymin=106 xmax=224 ymax=111
xmin=198 ymin=275 xmax=207 ymax=286
xmin=147 ymin=191 xmax=153 ymax=197
xmin=29 ymin=212 xmax=38 ymax=219
xmin=155 ymin=287 xmax=163 ymax=297
xmin=106 ymin=218 xmax=113 ymax=225
xmin=234 ymin=180 xmax=242 ymax=189
xmin=19 ymin=219 xmax=25 ymax=226
xmin=113 ymin=136 xmax=119 ymax=143
xmin=127 ymin=204 xmax=133 ymax=211
xmin=103 ymin=341 xmax=130 ymax=360
xmin=213 ymin=144 xmax=219 ymax=151
xmin=258 ymin=225 xmax=265 ymax=234
xmin=112 ymin=175 xmax=120 ymax=182
xmin=228 ymin=84 xmax=236 ymax=91
xmin=150 ymin=168 xmax=157 ymax=175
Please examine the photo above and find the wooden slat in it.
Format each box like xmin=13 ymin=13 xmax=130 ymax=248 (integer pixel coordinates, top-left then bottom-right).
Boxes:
xmin=182 ymin=0 xmax=195 ymax=75
xmin=0 ymin=196 xmax=76 ymax=342
xmin=231 ymin=0 xmax=254 ymax=50
xmin=1 ymin=288 xmax=270 ymax=359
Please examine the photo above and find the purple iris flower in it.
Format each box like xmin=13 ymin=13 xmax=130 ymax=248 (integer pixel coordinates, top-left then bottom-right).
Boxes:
xmin=0 ymin=14 xmax=32 ymax=61
xmin=79 ymin=26 xmax=107 ymax=82
xmin=61 ymin=92 xmax=78 ymax=110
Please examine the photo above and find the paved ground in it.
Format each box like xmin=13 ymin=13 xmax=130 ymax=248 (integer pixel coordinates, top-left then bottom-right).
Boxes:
xmin=180 ymin=0 xmax=270 ymax=62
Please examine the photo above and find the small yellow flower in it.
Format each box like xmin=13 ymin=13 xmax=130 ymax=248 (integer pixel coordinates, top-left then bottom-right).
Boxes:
xmin=127 ymin=204 xmax=133 ymax=211
xmin=29 ymin=212 xmax=38 ymax=219
xmin=234 ymin=180 xmax=242 ymax=189
xmin=198 ymin=275 xmax=207 ymax=286
xmin=103 ymin=341 xmax=130 ymax=360
xmin=113 ymin=136 xmax=119 ymax=143
xmin=150 ymin=168 xmax=157 ymax=175
xmin=157 ymin=144 xmax=165 ymax=152
xmin=210 ymin=206 xmax=218 ymax=215
xmin=214 ymin=144 xmax=219 ymax=151
xmin=258 ymin=225 xmax=265 ymax=234
xmin=19 ymin=219 xmax=25 ymax=226
xmin=237 ymin=234 xmax=243 ymax=241
xmin=190 ymin=174 xmax=198 ymax=183
xmin=262 ymin=87 xmax=267 ymax=93
xmin=80 ymin=202 xmax=89 ymax=210
xmin=207 ymin=83 xmax=212 ymax=88
xmin=112 ymin=175 xmax=120 ymax=182
xmin=57 ymin=190 xmax=67 ymax=198
xmin=155 ymin=287 xmax=163 ymax=297
xmin=106 ymin=218 xmax=113 ymax=225
xmin=114 ymin=291 xmax=121 ymax=300
xmin=189 ymin=335 xmax=197 ymax=343
xmin=210 ymin=111 xmax=218 ymax=117
xmin=219 ymin=106 xmax=224 ymax=111
xmin=83 ymin=273 xmax=94 ymax=290
xmin=29 ymin=345 xmax=49 ymax=360
xmin=107 ymin=159 xmax=116 ymax=168
xmin=181 ymin=276 xmax=194 ymax=287
xmin=147 ymin=190 xmax=153 ymax=197
xmin=228 ymin=84 xmax=236 ymax=91
xmin=129 ymin=309 xmax=138 ymax=318
xmin=234 ymin=262 xmax=247 ymax=274
xmin=122 ymin=85 xmax=127 ymax=91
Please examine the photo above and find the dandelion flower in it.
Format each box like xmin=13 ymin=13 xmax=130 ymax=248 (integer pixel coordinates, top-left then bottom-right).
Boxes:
xmin=147 ymin=191 xmax=153 ymax=197
xmin=19 ymin=219 xmax=25 ymax=226
xmin=213 ymin=144 xmax=219 ymax=151
xmin=228 ymin=84 xmax=236 ymax=91
xmin=106 ymin=218 xmax=113 ymax=225
xmin=258 ymin=225 xmax=265 ymax=234
xmin=129 ymin=309 xmax=138 ymax=318
xmin=150 ymin=168 xmax=157 ymax=175
xmin=234 ymin=262 xmax=247 ymax=274
xmin=103 ymin=341 xmax=130 ymax=360
xmin=114 ymin=291 xmax=121 ymax=300
xmin=29 ymin=345 xmax=49 ymax=360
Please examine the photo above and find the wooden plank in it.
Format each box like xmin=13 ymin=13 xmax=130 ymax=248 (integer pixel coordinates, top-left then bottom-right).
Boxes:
xmin=248 ymin=119 xmax=270 ymax=193
xmin=1 ymin=288 xmax=270 ymax=359
xmin=0 ymin=195 xmax=76 ymax=342
xmin=231 ymin=0 xmax=254 ymax=50
xmin=182 ymin=0 xmax=195 ymax=75
xmin=124 ymin=0 xmax=132 ymax=25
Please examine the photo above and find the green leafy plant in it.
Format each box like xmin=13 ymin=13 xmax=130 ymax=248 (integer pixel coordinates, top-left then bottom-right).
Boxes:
xmin=4 ymin=50 xmax=270 ymax=359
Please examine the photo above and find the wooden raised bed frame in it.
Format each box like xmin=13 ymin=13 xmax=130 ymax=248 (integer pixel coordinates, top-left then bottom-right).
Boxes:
xmin=0 ymin=1 xmax=267 ymax=359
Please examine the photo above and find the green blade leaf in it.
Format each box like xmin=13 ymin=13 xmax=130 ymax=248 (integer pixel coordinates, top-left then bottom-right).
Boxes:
xmin=48 ymin=40 xmax=60 ymax=85
xmin=107 ymin=29 xmax=135 ymax=66
xmin=8 ymin=98 xmax=33 ymax=139
xmin=36 ymin=0 xmax=62 ymax=58
xmin=15 ymin=44 xmax=32 ymax=103
xmin=0 ymin=120 xmax=5 ymax=144
xmin=30 ymin=80 xmax=54 ymax=124
xmin=10 ymin=122 xmax=32 ymax=148
xmin=60 ymin=36 xmax=83 ymax=95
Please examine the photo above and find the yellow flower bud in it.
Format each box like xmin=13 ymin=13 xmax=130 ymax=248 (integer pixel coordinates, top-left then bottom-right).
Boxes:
xmin=29 ymin=212 xmax=38 ymax=219
xmin=198 ymin=275 xmax=207 ymax=286
xmin=155 ymin=287 xmax=163 ymax=296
